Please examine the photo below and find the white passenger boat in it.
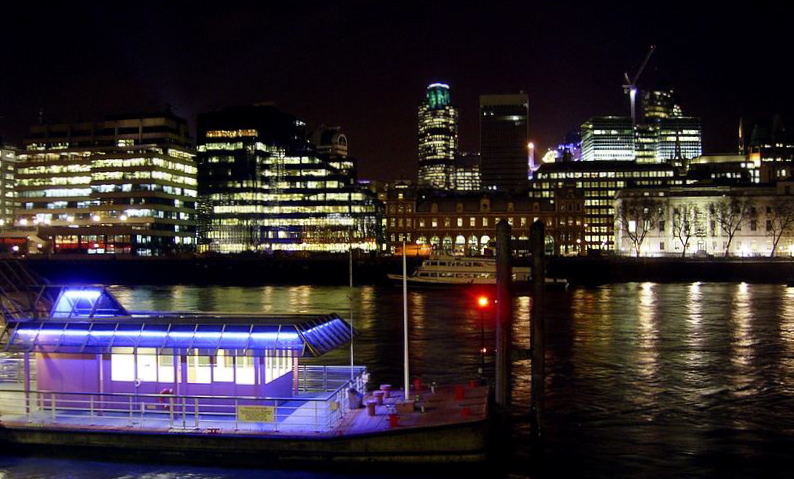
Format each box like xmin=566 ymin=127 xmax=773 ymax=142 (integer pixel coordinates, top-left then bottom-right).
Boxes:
xmin=387 ymin=255 xmax=531 ymax=286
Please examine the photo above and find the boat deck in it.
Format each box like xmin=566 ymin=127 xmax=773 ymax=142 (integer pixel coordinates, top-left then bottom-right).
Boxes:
xmin=0 ymin=384 xmax=488 ymax=438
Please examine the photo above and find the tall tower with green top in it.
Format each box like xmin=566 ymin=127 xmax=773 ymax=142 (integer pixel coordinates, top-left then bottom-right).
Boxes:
xmin=418 ymin=83 xmax=458 ymax=190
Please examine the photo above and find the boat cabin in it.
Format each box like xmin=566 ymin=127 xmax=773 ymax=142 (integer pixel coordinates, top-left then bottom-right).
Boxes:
xmin=1 ymin=286 xmax=355 ymax=403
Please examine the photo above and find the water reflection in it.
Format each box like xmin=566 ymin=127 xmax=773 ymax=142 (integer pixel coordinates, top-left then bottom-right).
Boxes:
xmin=76 ymin=283 xmax=794 ymax=477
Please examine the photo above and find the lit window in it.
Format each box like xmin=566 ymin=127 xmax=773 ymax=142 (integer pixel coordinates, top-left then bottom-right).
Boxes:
xmin=187 ymin=351 xmax=212 ymax=383
xmin=213 ymin=350 xmax=234 ymax=382
xmin=235 ymin=355 xmax=256 ymax=385
xmin=111 ymin=347 xmax=135 ymax=381
xmin=158 ymin=353 xmax=175 ymax=383
xmin=136 ymin=348 xmax=158 ymax=382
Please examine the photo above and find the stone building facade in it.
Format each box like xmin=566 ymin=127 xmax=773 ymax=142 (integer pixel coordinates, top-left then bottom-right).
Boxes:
xmin=615 ymin=182 xmax=794 ymax=257
xmin=383 ymin=183 xmax=585 ymax=256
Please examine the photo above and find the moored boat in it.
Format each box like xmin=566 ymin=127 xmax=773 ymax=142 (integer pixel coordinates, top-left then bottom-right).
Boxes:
xmin=387 ymin=255 xmax=530 ymax=287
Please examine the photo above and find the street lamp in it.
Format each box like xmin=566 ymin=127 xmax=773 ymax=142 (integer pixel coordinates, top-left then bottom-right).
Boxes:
xmin=476 ymin=295 xmax=491 ymax=381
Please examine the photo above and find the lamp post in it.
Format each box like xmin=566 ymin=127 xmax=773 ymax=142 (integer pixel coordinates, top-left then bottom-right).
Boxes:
xmin=476 ymin=295 xmax=490 ymax=381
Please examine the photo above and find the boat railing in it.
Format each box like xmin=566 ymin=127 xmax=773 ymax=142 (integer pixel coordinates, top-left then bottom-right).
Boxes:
xmin=0 ymin=366 xmax=368 ymax=434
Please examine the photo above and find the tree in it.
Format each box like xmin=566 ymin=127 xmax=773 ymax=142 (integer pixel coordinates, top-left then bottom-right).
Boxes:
xmin=672 ymin=204 xmax=703 ymax=257
xmin=616 ymin=197 xmax=663 ymax=257
xmin=710 ymin=198 xmax=754 ymax=257
xmin=766 ymin=198 xmax=794 ymax=257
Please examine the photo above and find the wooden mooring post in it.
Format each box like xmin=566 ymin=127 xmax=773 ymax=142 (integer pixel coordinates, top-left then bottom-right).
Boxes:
xmin=530 ymin=220 xmax=546 ymax=436
xmin=495 ymin=220 xmax=512 ymax=409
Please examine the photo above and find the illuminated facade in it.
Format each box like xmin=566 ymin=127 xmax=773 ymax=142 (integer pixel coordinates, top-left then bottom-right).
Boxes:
xmin=312 ymin=125 xmax=355 ymax=179
xmin=418 ymin=83 xmax=458 ymax=190
xmin=530 ymin=161 xmax=679 ymax=250
xmin=480 ymin=94 xmax=529 ymax=192
xmin=634 ymin=124 xmax=659 ymax=164
xmin=197 ymin=105 xmax=381 ymax=254
xmin=615 ymin=182 xmax=794 ymax=257
xmin=642 ymin=89 xmax=680 ymax=121
xmin=5 ymin=113 xmax=197 ymax=255
xmin=580 ymin=117 xmax=635 ymax=162
xmin=454 ymin=152 xmax=481 ymax=192
xmin=383 ymin=183 xmax=585 ymax=256
xmin=744 ymin=115 xmax=794 ymax=183
xmin=657 ymin=117 xmax=702 ymax=162
xmin=0 ymin=147 xmax=17 ymax=228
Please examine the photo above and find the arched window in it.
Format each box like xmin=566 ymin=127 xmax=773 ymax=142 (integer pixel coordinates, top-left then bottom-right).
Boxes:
xmin=442 ymin=236 xmax=453 ymax=253
xmin=430 ymin=236 xmax=440 ymax=250
xmin=468 ymin=235 xmax=479 ymax=255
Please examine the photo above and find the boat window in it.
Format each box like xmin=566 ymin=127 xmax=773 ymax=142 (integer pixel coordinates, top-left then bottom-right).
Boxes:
xmin=265 ymin=350 xmax=292 ymax=384
xmin=158 ymin=352 xmax=175 ymax=383
xmin=213 ymin=350 xmax=234 ymax=382
xmin=187 ymin=350 xmax=212 ymax=384
xmin=136 ymin=348 xmax=158 ymax=382
xmin=110 ymin=347 xmax=135 ymax=382
xmin=235 ymin=355 xmax=256 ymax=385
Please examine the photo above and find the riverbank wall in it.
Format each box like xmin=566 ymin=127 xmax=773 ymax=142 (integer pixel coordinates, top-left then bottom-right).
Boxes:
xmin=16 ymin=255 xmax=794 ymax=286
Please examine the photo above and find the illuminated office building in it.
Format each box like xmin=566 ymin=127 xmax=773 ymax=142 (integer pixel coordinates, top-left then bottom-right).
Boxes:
xmin=530 ymin=161 xmax=679 ymax=250
xmin=197 ymin=105 xmax=381 ymax=254
xmin=637 ymin=88 xmax=701 ymax=164
xmin=312 ymin=125 xmax=355 ymax=180
xmin=580 ymin=117 xmax=635 ymax=162
xmin=454 ymin=152 xmax=481 ymax=192
xmin=0 ymin=146 xmax=18 ymax=228
xmin=418 ymin=83 xmax=458 ymax=190
xmin=480 ymin=93 xmax=529 ymax=192
xmin=657 ymin=117 xmax=703 ymax=163
xmin=6 ymin=113 xmax=197 ymax=255
xmin=634 ymin=124 xmax=659 ymax=164
xmin=642 ymin=89 xmax=681 ymax=121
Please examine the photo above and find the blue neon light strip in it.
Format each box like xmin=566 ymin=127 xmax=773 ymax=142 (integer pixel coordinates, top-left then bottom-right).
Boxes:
xmin=16 ymin=329 xmax=299 ymax=341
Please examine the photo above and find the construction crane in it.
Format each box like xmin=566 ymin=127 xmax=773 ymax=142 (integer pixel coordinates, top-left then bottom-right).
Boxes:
xmin=622 ymin=45 xmax=656 ymax=125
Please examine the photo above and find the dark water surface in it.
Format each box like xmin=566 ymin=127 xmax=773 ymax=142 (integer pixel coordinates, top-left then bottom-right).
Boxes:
xmin=3 ymin=282 xmax=794 ymax=478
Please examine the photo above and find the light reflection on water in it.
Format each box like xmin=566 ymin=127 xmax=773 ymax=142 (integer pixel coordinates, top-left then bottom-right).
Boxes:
xmin=3 ymin=282 xmax=793 ymax=478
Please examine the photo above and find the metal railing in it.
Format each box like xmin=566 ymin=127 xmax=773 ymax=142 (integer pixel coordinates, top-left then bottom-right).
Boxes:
xmin=0 ymin=366 xmax=368 ymax=434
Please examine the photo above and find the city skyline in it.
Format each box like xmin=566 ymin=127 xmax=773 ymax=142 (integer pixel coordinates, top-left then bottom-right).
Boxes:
xmin=1 ymin=3 xmax=791 ymax=182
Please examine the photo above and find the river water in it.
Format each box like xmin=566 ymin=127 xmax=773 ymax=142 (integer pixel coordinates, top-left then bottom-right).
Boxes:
xmin=2 ymin=282 xmax=793 ymax=478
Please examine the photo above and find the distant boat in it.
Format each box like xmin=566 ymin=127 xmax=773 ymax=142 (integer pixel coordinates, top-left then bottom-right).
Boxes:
xmin=387 ymin=255 xmax=531 ymax=287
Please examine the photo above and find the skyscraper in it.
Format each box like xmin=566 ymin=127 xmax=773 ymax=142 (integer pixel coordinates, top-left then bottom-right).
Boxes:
xmin=480 ymin=93 xmax=529 ymax=192
xmin=580 ymin=116 xmax=635 ymax=162
xmin=417 ymin=83 xmax=458 ymax=190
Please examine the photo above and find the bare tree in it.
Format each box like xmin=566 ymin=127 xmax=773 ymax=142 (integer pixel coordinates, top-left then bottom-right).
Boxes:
xmin=616 ymin=197 xmax=663 ymax=257
xmin=766 ymin=198 xmax=794 ymax=257
xmin=710 ymin=197 xmax=754 ymax=257
xmin=672 ymin=204 xmax=702 ymax=257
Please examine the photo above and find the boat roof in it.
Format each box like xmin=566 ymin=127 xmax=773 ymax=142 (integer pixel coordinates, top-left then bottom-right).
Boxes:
xmin=0 ymin=286 xmax=353 ymax=357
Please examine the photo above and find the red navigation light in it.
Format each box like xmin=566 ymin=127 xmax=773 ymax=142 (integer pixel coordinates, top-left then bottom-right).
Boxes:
xmin=477 ymin=296 xmax=490 ymax=309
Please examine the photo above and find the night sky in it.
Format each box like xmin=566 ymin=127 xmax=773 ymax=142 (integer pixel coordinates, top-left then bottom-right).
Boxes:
xmin=1 ymin=2 xmax=791 ymax=181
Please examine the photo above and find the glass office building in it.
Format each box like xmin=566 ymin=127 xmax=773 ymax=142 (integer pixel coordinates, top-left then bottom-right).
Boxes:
xmin=197 ymin=105 xmax=381 ymax=254
xmin=530 ymin=161 xmax=679 ymax=250
xmin=580 ymin=117 xmax=636 ymax=162
xmin=9 ymin=113 xmax=197 ymax=255
xmin=418 ymin=83 xmax=458 ymax=190
xmin=454 ymin=152 xmax=481 ymax=192
xmin=480 ymin=94 xmax=529 ymax=192
xmin=0 ymin=147 xmax=17 ymax=228
xmin=657 ymin=117 xmax=703 ymax=162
